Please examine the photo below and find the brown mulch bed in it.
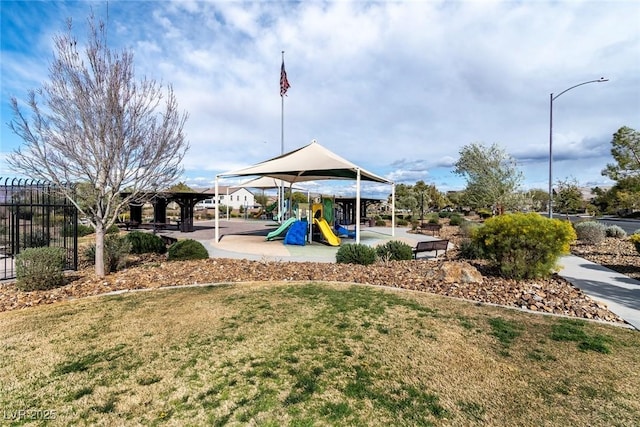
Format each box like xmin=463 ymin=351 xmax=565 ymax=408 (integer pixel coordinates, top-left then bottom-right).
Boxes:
xmin=0 ymin=224 xmax=636 ymax=326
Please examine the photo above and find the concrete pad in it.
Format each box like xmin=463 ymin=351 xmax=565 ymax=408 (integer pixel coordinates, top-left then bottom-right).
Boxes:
xmin=558 ymin=255 xmax=640 ymax=330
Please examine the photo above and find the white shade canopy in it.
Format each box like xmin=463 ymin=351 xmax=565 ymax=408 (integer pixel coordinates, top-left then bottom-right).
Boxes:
xmin=220 ymin=140 xmax=392 ymax=184
xmin=215 ymin=140 xmax=395 ymax=243
xmin=236 ymin=176 xmax=306 ymax=191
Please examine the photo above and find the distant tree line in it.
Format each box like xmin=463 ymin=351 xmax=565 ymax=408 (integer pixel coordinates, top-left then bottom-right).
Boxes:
xmin=391 ymin=126 xmax=639 ymax=218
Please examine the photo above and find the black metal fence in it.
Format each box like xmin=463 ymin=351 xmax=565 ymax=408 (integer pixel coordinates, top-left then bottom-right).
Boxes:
xmin=1 ymin=177 xmax=78 ymax=280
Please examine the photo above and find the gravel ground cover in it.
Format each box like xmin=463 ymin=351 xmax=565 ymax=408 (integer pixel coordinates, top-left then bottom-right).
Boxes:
xmin=1 ymin=222 xmax=637 ymax=326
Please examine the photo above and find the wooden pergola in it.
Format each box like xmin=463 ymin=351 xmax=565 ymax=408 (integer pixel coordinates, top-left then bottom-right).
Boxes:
xmin=121 ymin=190 xmax=211 ymax=232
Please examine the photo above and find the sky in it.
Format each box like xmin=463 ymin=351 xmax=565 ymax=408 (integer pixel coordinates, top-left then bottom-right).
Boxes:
xmin=1 ymin=0 xmax=639 ymax=199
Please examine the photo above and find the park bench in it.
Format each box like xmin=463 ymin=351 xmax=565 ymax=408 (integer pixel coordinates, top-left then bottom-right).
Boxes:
xmin=412 ymin=239 xmax=449 ymax=259
xmin=158 ymin=234 xmax=178 ymax=246
xmin=417 ymin=223 xmax=442 ymax=236
xmin=117 ymin=220 xmax=140 ymax=230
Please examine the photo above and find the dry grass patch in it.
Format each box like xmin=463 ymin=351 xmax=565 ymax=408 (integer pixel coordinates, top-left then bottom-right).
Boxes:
xmin=0 ymin=282 xmax=639 ymax=426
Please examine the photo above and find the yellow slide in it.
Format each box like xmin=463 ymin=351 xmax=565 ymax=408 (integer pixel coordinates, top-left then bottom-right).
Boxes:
xmin=314 ymin=217 xmax=341 ymax=246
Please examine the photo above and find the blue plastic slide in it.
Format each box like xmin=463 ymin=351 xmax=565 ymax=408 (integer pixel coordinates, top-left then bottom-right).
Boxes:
xmin=284 ymin=220 xmax=308 ymax=245
xmin=265 ymin=217 xmax=297 ymax=241
xmin=335 ymin=224 xmax=356 ymax=239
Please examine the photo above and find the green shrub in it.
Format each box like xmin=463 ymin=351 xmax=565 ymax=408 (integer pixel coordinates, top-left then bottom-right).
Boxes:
xmin=105 ymin=235 xmax=132 ymax=272
xmin=15 ymin=247 xmax=66 ymax=291
xmin=77 ymin=224 xmax=95 ymax=237
xmin=460 ymin=220 xmax=480 ymax=238
xmin=106 ymin=224 xmax=121 ymax=234
xmin=21 ymin=230 xmax=50 ymax=248
xmin=438 ymin=211 xmax=451 ymax=218
xmin=473 ymin=213 xmax=576 ymax=279
xmin=605 ymin=225 xmax=627 ymax=238
xmin=574 ymin=221 xmax=607 ymax=244
xmin=336 ymin=243 xmax=377 ymax=265
xmin=63 ymin=223 xmax=95 ymax=237
xmin=167 ymin=239 xmax=209 ymax=261
xmin=458 ymin=238 xmax=484 ymax=260
xmin=83 ymin=235 xmax=132 ymax=273
xmin=375 ymin=240 xmax=413 ymax=261
xmin=410 ymin=220 xmax=419 ymax=230
xmin=629 ymin=234 xmax=640 ymax=254
xmin=477 ymin=209 xmax=492 ymax=219
xmin=427 ymin=215 xmax=439 ymax=224
xmin=449 ymin=214 xmax=463 ymax=226
xmin=397 ymin=219 xmax=409 ymax=226
xmin=375 ymin=219 xmax=386 ymax=226
xmin=126 ymin=231 xmax=167 ymax=254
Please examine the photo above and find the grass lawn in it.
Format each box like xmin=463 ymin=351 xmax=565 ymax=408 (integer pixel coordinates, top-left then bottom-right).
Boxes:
xmin=1 ymin=282 xmax=639 ymax=426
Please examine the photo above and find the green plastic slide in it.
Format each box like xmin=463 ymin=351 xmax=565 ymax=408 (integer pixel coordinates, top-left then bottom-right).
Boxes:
xmin=265 ymin=217 xmax=297 ymax=241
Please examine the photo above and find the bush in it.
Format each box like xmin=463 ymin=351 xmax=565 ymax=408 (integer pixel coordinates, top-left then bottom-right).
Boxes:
xmin=106 ymin=224 xmax=121 ymax=234
xmin=477 ymin=209 xmax=492 ymax=219
xmin=574 ymin=221 xmax=607 ymax=244
xmin=375 ymin=219 xmax=386 ymax=226
xmin=336 ymin=243 xmax=377 ymax=265
xmin=62 ymin=223 xmax=95 ymax=237
xmin=15 ymin=247 xmax=66 ymax=291
xmin=473 ymin=213 xmax=576 ymax=279
xmin=460 ymin=220 xmax=480 ymax=238
xmin=375 ymin=240 xmax=413 ymax=261
xmin=77 ymin=224 xmax=95 ymax=237
xmin=427 ymin=215 xmax=439 ymax=224
xmin=605 ymin=225 xmax=627 ymax=238
xmin=126 ymin=231 xmax=167 ymax=254
xmin=21 ymin=230 xmax=50 ymax=248
xmin=629 ymin=234 xmax=640 ymax=254
xmin=83 ymin=235 xmax=132 ymax=273
xmin=458 ymin=238 xmax=484 ymax=260
xmin=397 ymin=219 xmax=409 ymax=226
xmin=107 ymin=235 xmax=132 ymax=272
xmin=449 ymin=214 xmax=463 ymax=226
xmin=167 ymin=239 xmax=209 ymax=261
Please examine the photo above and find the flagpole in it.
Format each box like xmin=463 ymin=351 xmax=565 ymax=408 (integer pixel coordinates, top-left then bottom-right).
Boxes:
xmin=279 ymin=51 xmax=291 ymax=221
xmin=281 ymin=51 xmax=285 ymax=156
xmin=280 ymin=51 xmax=285 ymax=221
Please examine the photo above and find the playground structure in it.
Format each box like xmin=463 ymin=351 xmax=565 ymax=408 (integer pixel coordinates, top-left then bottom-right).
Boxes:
xmin=263 ymin=197 xmax=344 ymax=247
xmin=265 ymin=217 xmax=297 ymax=241
xmin=214 ymin=140 xmax=395 ymax=244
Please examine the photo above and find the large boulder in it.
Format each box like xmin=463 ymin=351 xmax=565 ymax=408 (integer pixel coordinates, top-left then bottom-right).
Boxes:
xmin=426 ymin=261 xmax=484 ymax=284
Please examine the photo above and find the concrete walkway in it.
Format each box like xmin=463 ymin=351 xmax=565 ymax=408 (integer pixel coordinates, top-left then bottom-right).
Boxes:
xmin=558 ymin=255 xmax=640 ymax=330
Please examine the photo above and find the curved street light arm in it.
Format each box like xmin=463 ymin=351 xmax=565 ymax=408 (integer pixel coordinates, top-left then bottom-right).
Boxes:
xmin=552 ymin=77 xmax=609 ymax=101
xmin=548 ymin=77 xmax=609 ymax=218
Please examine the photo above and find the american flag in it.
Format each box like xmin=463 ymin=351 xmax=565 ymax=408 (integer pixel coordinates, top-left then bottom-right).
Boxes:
xmin=280 ymin=60 xmax=290 ymax=97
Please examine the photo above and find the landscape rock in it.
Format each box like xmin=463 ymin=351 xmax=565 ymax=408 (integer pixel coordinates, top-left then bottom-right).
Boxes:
xmin=426 ymin=261 xmax=483 ymax=284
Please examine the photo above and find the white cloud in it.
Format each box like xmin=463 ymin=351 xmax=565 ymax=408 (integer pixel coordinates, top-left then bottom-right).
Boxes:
xmin=1 ymin=0 xmax=638 ymax=196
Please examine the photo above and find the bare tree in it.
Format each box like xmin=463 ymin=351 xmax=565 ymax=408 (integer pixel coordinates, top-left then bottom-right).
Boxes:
xmin=8 ymin=15 xmax=189 ymax=277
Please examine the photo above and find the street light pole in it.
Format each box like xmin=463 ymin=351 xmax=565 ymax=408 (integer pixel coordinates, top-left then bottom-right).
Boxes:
xmin=548 ymin=77 xmax=608 ymax=218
